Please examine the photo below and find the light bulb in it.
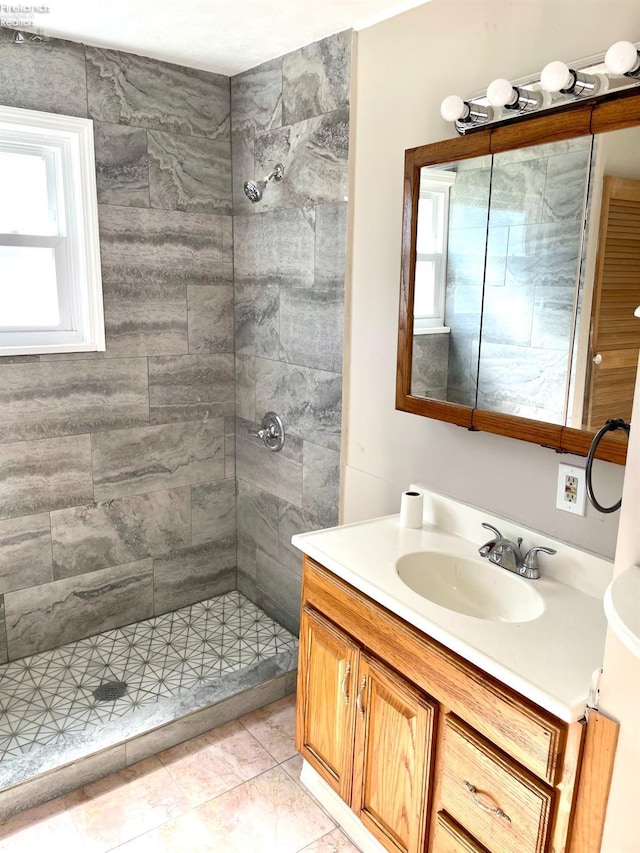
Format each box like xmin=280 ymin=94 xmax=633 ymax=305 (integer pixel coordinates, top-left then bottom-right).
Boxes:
xmin=440 ymin=95 xmax=467 ymax=123
xmin=486 ymin=78 xmax=517 ymax=108
xmin=540 ymin=61 xmax=573 ymax=93
xmin=605 ymin=40 xmax=640 ymax=76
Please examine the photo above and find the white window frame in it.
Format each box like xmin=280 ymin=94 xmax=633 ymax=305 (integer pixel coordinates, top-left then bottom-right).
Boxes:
xmin=413 ymin=169 xmax=456 ymax=335
xmin=0 ymin=105 xmax=105 ymax=356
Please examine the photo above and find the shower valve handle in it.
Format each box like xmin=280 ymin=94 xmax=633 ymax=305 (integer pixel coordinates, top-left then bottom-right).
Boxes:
xmin=248 ymin=412 xmax=285 ymax=453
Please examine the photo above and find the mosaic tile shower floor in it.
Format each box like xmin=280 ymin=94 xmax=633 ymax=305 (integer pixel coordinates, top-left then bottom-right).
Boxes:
xmin=0 ymin=592 xmax=297 ymax=767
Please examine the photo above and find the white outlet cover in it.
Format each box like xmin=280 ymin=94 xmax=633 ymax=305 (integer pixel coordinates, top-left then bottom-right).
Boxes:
xmin=556 ymin=463 xmax=587 ymax=516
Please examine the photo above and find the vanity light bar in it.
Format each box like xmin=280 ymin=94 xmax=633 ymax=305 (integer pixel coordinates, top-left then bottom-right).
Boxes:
xmin=440 ymin=39 xmax=640 ymax=134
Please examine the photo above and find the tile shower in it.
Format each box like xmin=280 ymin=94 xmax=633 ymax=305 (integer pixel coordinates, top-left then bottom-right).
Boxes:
xmin=0 ymin=27 xmax=350 ymax=815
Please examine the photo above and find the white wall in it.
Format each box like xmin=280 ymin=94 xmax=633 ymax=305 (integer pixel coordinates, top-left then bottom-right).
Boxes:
xmin=344 ymin=0 xmax=640 ymax=560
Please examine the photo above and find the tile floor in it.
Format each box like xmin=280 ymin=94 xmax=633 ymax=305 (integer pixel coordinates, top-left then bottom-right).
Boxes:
xmin=0 ymin=694 xmax=361 ymax=852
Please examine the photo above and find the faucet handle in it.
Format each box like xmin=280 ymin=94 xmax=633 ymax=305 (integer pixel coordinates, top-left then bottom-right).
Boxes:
xmin=481 ymin=522 xmax=502 ymax=539
xmin=478 ymin=522 xmax=502 ymax=557
xmin=522 ymin=546 xmax=557 ymax=570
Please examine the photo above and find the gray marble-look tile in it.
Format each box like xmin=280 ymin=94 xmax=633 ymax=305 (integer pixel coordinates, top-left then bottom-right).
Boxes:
xmin=86 ymin=47 xmax=230 ymax=139
xmin=448 ymin=165 xmax=491 ymax=230
xmin=102 ymin=279 xmax=188 ymax=357
xmin=543 ymin=149 xmax=591 ymax=222
xmin=0 ymin=30 xmax=87 ymax=116
xmin=446 ymin=337 xmax=478 ymax=408
xmin=302 ymin=443 xmax=340 ymax=528
xmin=0 ymin=358 xmax=149 ymax=442
xmin=254 ymin=552 xmax=301 ymax=636
xmin=231 ymin=57 xmax=283 ymax=136
xmin=0 ymin=513 xmax=52 ymax=595
xmin=235 ymin=355 xmax=256 ymax=422
xmin=50 ymin=487 xmax=191 ymax=578
xmin=480 ymin=285 xmax=535 ymax=346
xmin=411 ymin=333 xmax=449 ymax=399
xmin=92 ymin=420 xmax=225 ymax=501
xmin=254 ymin=360 xmax=342 ymax=451
xmin=225 ymin=416 xmax=236 ymax=479
xmin=187 ymin=285 xmax=234 ymax=353
xmin=253 ymin=109 xmax=349 ymax=211
xmin=280 ymin=289 xmax=343 ymax=372
xmin=236 ymin=417 xmax=303 ymax=506
xmin=235 ymin=284 xmax=280 ymax=359
xmin=234 ymin=207 xmax=315 ymax=287
xmin=149 ymin=354 xmax=235 ymax=423
xmin=315 ymin=203 xmax=347 ymax=290
xmin=232 ymin=131 xmax=256 ymax=215
xmin=191 ymin=479 xmax=236 ymax=547
xmin=0 ymin=596 xmax=6 ymax=664
xmin=236 ymin=479 xmax=281 ymax=578
xmin=443 ymin=282 xmax=483 ymax=340
xmin=489 ymin=156 xmax=546 ymax=228
xmin=278 ymin=502 xmax=323 ymax=577
xmin=99 ymin=205 xmax=226 ymax=287
xmin=531 ymin=286 xmax=575 ymax=351
xmin=4 ymin=559 xmax=154 ymax=659
xmin=222 ymin=215 xmax=234 ymax=283
xmin=153 ymin=541 xmax=236 ymax=614
xmin=0 ymin=435 xmax=93 ymax=521
xmin=94 ymin=121 xmax=150 ymax=207
xmin=148 ymin=130 xmax=232 ymax=214
xmin=282 ymin=31 xmax=351 ymax=125
xmin=505 ymin=220 xmax=582 ymax=288
xmin=0 ymin=354 xmax=40 ymax=364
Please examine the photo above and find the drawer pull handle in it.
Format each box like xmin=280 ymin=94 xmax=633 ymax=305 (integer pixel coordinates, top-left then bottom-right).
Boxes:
xmin=341 ymin=661 xmax=351 ymax=706
xmin=356 ymin=676 xmax=367 ymax=718
xmin=464 ymin=781 xmax=512 ymax=823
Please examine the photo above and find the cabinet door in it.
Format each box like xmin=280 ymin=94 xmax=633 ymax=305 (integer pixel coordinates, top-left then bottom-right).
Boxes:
xmin=296 ymin=605 xmax=360 ymax=802
xmin=352 ymin=654 xmax=437 ymax=853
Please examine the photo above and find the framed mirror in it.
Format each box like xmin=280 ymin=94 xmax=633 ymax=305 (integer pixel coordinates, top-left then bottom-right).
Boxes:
xmin=397 ymin=90 xmax=640 ymax=464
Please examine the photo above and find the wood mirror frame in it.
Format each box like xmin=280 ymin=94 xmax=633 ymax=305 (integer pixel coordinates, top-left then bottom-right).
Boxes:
xmin=397 ymin=87 xmax=640 ymax=465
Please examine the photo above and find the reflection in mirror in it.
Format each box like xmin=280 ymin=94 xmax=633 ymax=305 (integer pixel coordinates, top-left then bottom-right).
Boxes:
xmin=476 ymin=137 xmax=593 ymax=425
xmin=411 ymin=156 xmax=491 ymax=405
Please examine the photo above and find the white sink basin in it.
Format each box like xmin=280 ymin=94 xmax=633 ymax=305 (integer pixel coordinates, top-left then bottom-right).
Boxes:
xmin=604 ymin=566 xmax=640 ymax=659
xmin=396 ymin=551 xmax=545 ymax=623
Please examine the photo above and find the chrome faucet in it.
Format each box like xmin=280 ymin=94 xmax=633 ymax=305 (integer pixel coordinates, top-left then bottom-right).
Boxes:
xmin=478 ymin=522 xmax=556 ymax=580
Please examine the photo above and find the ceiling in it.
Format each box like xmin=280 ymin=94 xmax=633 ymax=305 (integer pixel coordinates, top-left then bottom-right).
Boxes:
xmin=23 ymin=0 xmax=430 ymax=76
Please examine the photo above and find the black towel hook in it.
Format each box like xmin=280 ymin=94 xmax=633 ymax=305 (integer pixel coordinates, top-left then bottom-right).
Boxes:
xmin=585 ymin=418 xmax=630 ymax=513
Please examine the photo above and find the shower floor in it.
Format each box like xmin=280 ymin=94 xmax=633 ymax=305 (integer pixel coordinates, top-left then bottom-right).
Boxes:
xmin=0 ymin=591 xmax=298 ymax=799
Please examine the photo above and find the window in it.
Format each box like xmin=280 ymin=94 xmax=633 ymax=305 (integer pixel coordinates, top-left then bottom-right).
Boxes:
xmin=0 ymin=106 xmax=105 ymax=356
xmin=414 ymin=170 xmax=455 ymax=333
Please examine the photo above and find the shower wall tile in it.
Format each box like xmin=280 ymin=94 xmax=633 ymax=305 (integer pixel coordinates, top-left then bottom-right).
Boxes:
xmin=282 ymin=31 xmax=351 ymax=125
xmin=543 ymin=149 xmax=591 ymax=222
xmin=0 ymin=598 xmax=6 ymax=664
xmin=253 ymin=108 xmax=349 ymax=212
xmin=254 ymin=360 xmax=342 ymax=451
xmin=489 ymin=157 xmax=546 ymax=227
xmin=234 ymin=285 xmax=280 ymax=359
xmin=191 ymin=479 xmax=236 ymax=547
xmin=86 ymin=47 xmax=230 ymax=139
xmin=148 ymin=130 xmax=232 ymax=214
xmin=236 ymin=480 xmax=281 ymax=577
xmin=235 ymin=355 xmax=257 ymax=422
xmin=222 ymin=216 xmax=234 ymax=283
xmin=411 ymin=333 xmax=449 ymax=399
xmin=225 ymin=416 xmax=236 ymax=479
xmin=279 ymin=289 xmax=343 ymax=372
xmin=50 ymin=487 xmax=191 ymax=578
xmin=149 ymin=354 xmax=235 ymax=423
xmin=302 ymin=443 xmax=340 ymax=527
xmin=4 ymin=559 xmax=154 ymax=659
xmin=505 ymin=220 xmax=582 ymax=288
xmin=99 ymin=206 xmax=226 ymax=287
xmin=254 ymin=552 xmax=301 ymax=636
xmin=94 ymin=122 xmax=150 ymax=208
xmin=236 ymin=418 xmax=303 ymax=506
xmin=0 ymin=359 xmax=149 ymax=443
xmin=315 ymin=203 xmax=348 ymax=289
xmin=0 ymin=30 xmax=87 ymax=117
xmin=187 ymin=286 xmax=234 ymax=354
xmin=0 ymin=514 xmax=53 ymax=595
xmin=481 ymin=285 xmax=535 ymax=347
xmin=0 ymin=435 xmax=93 ymax=521
xmin=153 ymin=541 xmax=236 ymax=614
xmin=102 ymin=280 xmax=188 ymax=357
xmin=231 ymin=131 xmax=256 ymax=215
xmin=278 ymin=502 xmax=323 ymax=576
xmin=234 ymin=208 xmax=315 ymax=287
xmin=531 ymin=286 xmax=575 ymax=351
xmin=231 ymin=58 xmax=283 ymax=136
xmin=92 ymin=420 xmax=225 ymax=501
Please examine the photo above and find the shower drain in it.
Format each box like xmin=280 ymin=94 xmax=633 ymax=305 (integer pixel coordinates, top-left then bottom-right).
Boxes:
xmin=92 ymin=681 xmax=128 ymax=702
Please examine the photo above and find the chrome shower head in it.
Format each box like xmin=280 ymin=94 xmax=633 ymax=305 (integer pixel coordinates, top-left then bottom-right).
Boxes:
xmin=243 ymin=163 xmax=284 ymax=203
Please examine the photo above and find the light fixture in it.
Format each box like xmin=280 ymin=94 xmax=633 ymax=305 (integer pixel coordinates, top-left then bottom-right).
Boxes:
xmin=540 ymin=60 xmax=609 ymax=97
xmin=440 ymin=95 xmax=495 ymax=129
xmin=486 ymin=78 xmax=549 ymax=112
xmin=605 ymin=40 xmax=640 ymax=78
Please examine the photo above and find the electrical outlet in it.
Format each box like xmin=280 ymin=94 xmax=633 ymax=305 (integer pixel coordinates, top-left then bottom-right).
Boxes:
xmin=556 ymin=464 xmax=586 ymax=516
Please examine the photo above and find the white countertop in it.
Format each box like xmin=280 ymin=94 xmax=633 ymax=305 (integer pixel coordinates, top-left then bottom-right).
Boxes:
xmin=292 ymin=502 xmax=610 ymax=723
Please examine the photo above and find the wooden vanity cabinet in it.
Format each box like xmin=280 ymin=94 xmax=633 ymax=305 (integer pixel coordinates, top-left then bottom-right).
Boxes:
xmin=296 ymin=555 xmax=618 ymax=853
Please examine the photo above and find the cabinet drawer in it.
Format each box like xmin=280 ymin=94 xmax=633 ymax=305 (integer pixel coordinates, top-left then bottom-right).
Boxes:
xmin=439 ymin=716 xmax=554 ymax=853
xmin=433 ymin=812 xmax=489 ymax=852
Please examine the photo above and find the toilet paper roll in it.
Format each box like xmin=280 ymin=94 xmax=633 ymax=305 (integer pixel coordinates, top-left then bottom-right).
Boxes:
xmin=399 ymin=490 xmax=424 ymax=529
